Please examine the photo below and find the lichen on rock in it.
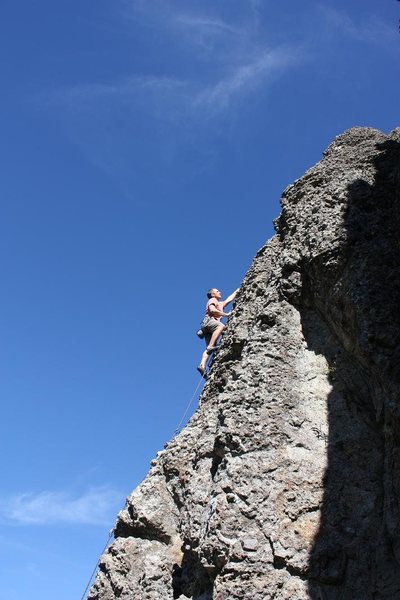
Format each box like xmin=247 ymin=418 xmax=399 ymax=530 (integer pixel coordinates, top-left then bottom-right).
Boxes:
xmin=89 ymin=127 xmax=400 ymax=600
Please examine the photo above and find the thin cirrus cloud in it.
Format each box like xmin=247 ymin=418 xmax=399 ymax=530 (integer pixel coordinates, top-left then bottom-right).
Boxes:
xmin=41 ymin=2 xmax=304 ymax=177
xmin=75 ymin=1 xmax=304 ymax=119
xmin=55 ymin=45 xmax=301 ymax=122
xmin=192 ymin=46 xmax=300 ymax=111
xmin=0 ymin=487 xmax=122 ymax=526
xmin=317 ymin=5 xmax=395 ymax=47
xmin=130 ymin=1 xmax=263 ymax=66
xmin=173 ymin=14 xmax=245 ymax=37
xmin=48 ymin=3 xmax=394 ymax=126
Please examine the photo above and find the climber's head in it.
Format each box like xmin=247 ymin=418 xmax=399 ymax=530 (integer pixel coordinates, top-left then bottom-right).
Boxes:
xmin=207 ymin=288 xmax=221 ymax=299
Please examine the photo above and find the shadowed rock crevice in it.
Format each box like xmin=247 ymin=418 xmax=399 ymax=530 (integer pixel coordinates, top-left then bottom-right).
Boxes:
xmin=88 ymin=127 xmax=400 ymax=600
xmin=114 ymin=503 xmax=172 ymax=544
xmin=172 ymin=543 xmax=214 ymax=600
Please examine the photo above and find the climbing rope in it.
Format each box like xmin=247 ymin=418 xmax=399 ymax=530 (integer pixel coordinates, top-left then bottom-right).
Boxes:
xmin=80 ymin=529 xmax=114 ymax=600
xmin=173 ymin=343 xmax=221 ymax=435
xmin=81 ymin=357 xmax=212 ymax=598
xmin=174 ymin=370 xmax=206 ymax=435
xmin=172 ymin=334 xmax=225 ymax=436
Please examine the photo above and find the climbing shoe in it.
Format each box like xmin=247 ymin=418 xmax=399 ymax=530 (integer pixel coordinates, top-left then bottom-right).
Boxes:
xmin=197 ymin=365 xmax=206 ymax=378
xmin=206 ymin=345 xmax=218 ymax=355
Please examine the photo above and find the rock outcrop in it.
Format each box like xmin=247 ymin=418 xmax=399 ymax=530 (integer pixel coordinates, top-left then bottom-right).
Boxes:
xmin=88 ymin=127 xmax=400 ymax=599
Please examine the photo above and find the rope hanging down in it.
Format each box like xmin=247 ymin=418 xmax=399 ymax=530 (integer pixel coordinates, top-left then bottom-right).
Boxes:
xmin=80 ymin=530 xmax=114 ymax=600
xmin=174 ymin=348 xmax=218 ymax=434
xmin=81 ymin=368 xmax=208 ymax=599
xmin=174 ymin=370 xmax=206 ymax=434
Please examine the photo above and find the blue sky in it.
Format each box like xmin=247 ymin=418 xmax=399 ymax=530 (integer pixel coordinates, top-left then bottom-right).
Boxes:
xmin=0 ymin=1 xmax=399 ymax=598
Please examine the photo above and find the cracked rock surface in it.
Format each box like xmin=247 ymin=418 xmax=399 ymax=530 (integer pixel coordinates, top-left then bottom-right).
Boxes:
xmin=89 ymin=127 xmax=400 ymax=599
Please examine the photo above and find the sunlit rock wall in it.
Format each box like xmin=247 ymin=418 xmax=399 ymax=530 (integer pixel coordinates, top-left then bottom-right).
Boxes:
xmin=89 ymin=127 xmax=400 ymax=600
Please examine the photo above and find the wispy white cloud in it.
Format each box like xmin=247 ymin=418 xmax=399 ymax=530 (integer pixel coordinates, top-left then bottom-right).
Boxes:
xmin=193 ymin=46 xmax=299 ymax=111
xmin=318 ymin=5 xmax=395 ymax=46
xmin=120 ymin=0 xmax=259 ymax=67
xmin=41 ymin=0 xmax=306 ymax=132
xmin=53 ymin=48 xmax=301 ymax=122
xmin=36 ymin=0 xmax=305 ymax=180
xmin=32 ymin=0 xmax=397 ymax=187
xmin=52 ymin=43 xmax=301 ymax=122
xmin=0 ymin=487 xmax=122 ymax=526
xmin=247 ymin=0 xmax=263 ymax=25
xmin=173 ymin=14 xmax=244 ymax=37
xmin=55 ymin=76 xmax=189 ymax=113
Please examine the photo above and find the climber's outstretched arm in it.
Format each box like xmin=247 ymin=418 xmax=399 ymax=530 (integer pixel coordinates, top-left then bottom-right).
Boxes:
xmin=222 ymin=288 xmax=239 ymax=308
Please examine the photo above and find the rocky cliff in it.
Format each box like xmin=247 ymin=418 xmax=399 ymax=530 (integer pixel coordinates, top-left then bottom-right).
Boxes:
xmin=88 ymin=127 xmax=400 ymax=600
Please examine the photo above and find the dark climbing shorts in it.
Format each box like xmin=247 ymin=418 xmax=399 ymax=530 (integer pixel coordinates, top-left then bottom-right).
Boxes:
xmin=201 ymin=317 xmax=224 ymax=344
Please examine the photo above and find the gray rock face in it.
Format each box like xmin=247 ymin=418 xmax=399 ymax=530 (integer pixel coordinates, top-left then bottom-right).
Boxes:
xmin=88 ymin=127 xmax=400 ymax=599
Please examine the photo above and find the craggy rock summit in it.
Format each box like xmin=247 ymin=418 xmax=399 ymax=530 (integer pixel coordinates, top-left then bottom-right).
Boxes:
xmin=89 ymin=127 xmax=400 ymax=600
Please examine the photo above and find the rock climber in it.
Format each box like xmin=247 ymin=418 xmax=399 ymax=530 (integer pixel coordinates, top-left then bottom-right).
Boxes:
xmin=197 ymin=287 xmax=239 ymax=377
